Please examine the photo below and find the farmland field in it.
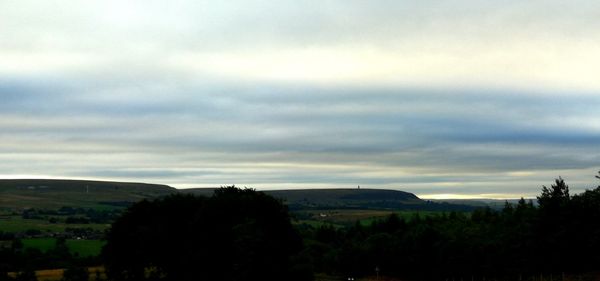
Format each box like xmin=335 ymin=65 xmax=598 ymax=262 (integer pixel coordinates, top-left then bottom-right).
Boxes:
xmin=22 ymin=238 xmax=56 ymax=252
xmin=66 ymin=239 xmax=106 ymax=257
xmin=22 ymin=238 xmax=106 ymax=257
xmin=0 ymin=216 xmax=109 ymax=233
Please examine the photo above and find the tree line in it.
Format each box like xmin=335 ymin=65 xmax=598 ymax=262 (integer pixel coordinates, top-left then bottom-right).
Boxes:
xmin=298 ymin=173 xmax=600 ymax=280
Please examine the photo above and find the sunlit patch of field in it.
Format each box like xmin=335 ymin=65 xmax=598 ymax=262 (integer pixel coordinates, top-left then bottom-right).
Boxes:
xmin=8 ymin=266 xmax=105 ymax=281
xmin=31 ymin=269 xmax=63 ymax=281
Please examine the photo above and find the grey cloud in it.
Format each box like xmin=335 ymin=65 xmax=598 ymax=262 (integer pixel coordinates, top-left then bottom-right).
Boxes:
xmin=74 ymin=169 xmax=222 ymax=179
xmin=3 ymin=77 xmax=600 ymax=158
xmin=2 ymin=1 xmax=600 ymax=197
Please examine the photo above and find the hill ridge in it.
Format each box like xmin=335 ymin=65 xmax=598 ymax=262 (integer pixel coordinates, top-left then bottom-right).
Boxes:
xmin=0 ymin=179 xmax=176 ymax=209
xmin=0 ymin=179 xmax=473 ymax=211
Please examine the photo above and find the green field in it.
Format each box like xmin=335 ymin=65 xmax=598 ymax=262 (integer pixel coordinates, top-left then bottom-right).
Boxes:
xmin=22 ymin=238 xmax=57 ymax=252
xmin=22 ymin=238 xmax=106 ymax=257
xmin=66 ymin=239 xmax=106 ymax=257
xmin=0 ymin=216 xmax=109 ymax=233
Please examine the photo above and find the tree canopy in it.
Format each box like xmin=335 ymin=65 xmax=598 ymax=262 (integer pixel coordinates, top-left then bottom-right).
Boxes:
xmin=102 ymin=186 xmax=306 ymax=281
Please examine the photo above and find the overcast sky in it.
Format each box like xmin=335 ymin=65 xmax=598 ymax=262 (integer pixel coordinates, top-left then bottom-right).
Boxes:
xmin=1 ymin=0 xmax=600 ymax=198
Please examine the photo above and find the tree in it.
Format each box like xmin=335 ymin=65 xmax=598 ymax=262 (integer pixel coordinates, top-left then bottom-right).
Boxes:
xmin=103 ymin=187 xmax=306 ymax=281
xmin=537 ymin=177 xmax=570 ymax=214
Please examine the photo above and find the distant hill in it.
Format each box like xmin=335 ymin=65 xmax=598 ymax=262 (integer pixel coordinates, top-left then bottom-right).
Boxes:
xmin=0 ymin=180 xmax=474 ymax=212
xmin=0 ymin=179 xmax=176 ymax=210
xmin=184 ymin=188 xmax=473 ymax=211
xmin=265 ymin=188 xmax=422 ymax=210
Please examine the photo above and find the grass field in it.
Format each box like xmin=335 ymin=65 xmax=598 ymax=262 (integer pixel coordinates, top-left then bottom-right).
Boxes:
xmin=66 ymin=239 xmax=106 ymax=257
xmin=0 ymin=216 xmax=109 ymax=233
xmin=22 ymin=238 xmax=106 ymax=257
xmin=22 ymin=238 xmax=57 ymax=252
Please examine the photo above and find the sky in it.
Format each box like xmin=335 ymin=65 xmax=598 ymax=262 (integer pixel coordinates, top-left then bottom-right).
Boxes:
xmin=1 ymin=0 xmax=600 ymax=198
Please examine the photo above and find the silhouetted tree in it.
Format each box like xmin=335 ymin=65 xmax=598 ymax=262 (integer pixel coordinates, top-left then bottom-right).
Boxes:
xmin=103 ymin=186 xmax=307 ymax=281
xmin=538 ymin=177 xmax=570 ymax=214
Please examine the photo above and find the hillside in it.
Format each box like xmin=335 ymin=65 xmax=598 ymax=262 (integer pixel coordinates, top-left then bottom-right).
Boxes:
xmin=266 ymin=188 xmax=421 ymax=210
xmin=184 ymin=188 xmax=472 ymax=211
xmin=0 ymin=180 xmax=473 ymax=212
xmin=0 ymin=179 xmax=176 ymax=210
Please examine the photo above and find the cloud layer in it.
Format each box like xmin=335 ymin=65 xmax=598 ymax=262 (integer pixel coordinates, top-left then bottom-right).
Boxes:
xmin=1 ymin=1 xmax=600 ymax=197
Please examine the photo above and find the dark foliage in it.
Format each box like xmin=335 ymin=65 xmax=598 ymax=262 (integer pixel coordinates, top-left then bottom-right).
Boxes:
xmin=61 ymin=265 xmax=89 ymax=281
xmin=102 ymin=186 xmax=307 ymax=281
xmin=298 ymin=172 xmax=600 ymax=280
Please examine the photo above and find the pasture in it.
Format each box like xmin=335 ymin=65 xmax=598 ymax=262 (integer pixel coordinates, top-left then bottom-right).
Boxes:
xmin=22 ymin=238 xmax=106 ymax=257
xmin=0 ymin=215 xmax=109 ymax=234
